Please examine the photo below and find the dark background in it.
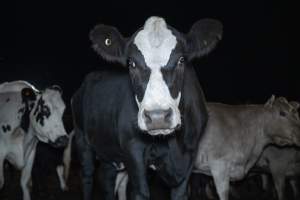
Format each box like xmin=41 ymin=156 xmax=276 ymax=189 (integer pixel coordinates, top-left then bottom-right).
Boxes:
xmin=0 ymin=0 xmax=296 ymax=112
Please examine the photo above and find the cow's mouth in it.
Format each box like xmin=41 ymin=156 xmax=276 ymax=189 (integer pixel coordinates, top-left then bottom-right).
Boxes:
xmin=147 ymin=128 xmax=175 ymax=136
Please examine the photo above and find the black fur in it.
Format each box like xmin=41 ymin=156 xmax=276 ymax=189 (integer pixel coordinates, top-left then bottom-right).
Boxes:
xmin=20 ymin=88 xmax=37 ymax=132
xmin=34 ymin=97 xmax=51 ymax=126
xmin=2 ymin=124 xmax=11 ymax=132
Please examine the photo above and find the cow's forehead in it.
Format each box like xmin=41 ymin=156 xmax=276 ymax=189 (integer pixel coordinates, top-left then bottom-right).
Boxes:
xmin=133 ymin=17 xmax=177 ymax=69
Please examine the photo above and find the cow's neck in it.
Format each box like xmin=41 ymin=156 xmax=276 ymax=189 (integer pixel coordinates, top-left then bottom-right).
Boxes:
xmin=241 ymin=107 xmax=271 ymax=173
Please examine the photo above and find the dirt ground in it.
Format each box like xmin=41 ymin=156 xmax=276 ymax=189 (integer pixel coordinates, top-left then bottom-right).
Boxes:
xmin=1 ymin=161 xmax=298 ymax=200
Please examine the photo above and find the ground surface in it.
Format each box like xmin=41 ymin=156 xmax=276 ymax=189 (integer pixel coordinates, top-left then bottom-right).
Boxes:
xmin=0 ymin=155 xmax=298 ymax=200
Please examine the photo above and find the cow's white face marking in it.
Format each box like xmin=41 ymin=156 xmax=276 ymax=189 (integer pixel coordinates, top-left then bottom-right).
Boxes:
xmin=31 ymin=89 xmax=67 ymax=143
xmin=134 ymin=16 xmax=181 ymax=135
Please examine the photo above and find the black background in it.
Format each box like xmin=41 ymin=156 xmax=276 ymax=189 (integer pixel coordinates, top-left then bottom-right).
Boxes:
xmin=0 ymin=0 xmax=297 ymax=111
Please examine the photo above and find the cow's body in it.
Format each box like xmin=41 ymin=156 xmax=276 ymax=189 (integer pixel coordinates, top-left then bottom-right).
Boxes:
xmin=193 ymin=101 xmax=300 ymax=200
xmin=257 ymin=145 xmax=300 ymax=200
xmin=0 ymin=81 xmax=68 ymax=200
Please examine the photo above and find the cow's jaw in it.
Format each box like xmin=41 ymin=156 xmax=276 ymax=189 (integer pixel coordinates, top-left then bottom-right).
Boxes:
xmin=134 ymin=16 xmax=181 ymax=136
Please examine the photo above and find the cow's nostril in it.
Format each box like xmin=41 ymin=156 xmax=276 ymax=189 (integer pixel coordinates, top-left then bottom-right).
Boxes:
xmin=164 ymin=108 xmax=173 ymax=122
xmin=144 ymin=110 xmax=152 ymax=123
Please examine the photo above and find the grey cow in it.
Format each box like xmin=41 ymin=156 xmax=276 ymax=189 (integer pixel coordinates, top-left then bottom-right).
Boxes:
xmin=113 ymin=96 xmax=300 ymax=200
xmin=193 ymin=96 xmax=300 ymax=200
xmin=0 ymin=81 xmax=68 ymax=200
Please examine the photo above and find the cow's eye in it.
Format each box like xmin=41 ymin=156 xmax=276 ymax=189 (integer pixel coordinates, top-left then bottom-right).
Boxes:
xmin=177 ymin=56 xmax=185 ymax=66
xmin=128 ymin=59 xmax=136 ymax=68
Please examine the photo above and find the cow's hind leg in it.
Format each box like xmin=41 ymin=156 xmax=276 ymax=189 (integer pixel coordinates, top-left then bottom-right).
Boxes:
xmin=75 ymin=129 xmax=95 ymax=200
xmin=210 ymin=161 xmax=230 ymax=200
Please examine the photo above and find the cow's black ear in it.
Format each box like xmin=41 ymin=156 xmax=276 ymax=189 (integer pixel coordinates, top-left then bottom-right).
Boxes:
xmin=90 ymin=24 xmax=127 ymax=65
xmin=186 ymin=19 xmax=223 ymax=60
xmin=21 ymin=87 xmax=37 ymax=102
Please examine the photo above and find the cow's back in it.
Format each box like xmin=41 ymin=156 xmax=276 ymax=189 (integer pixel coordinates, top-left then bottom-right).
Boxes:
xmin=0 ymin=92 xmax=23 ymax=135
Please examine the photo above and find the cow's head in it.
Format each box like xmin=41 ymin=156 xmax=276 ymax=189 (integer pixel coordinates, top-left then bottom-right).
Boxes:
xmin=90 ymin=16 xmax=222 ymax=136
xmin=21 ymin=86 xmax=68 ymax=147
xmin=264 ymin=95 xmax=300 ymax=146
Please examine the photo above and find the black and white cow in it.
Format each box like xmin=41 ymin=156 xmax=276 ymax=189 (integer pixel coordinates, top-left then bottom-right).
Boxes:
xmin=0 ymin=80 xmax=68 ymax=200
xmin=72 ymin=16 xmax=222 ymax=200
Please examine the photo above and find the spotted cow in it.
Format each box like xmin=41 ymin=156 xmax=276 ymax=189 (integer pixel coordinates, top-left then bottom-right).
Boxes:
xmin=0 ymin=80 xmax=68 ymax=200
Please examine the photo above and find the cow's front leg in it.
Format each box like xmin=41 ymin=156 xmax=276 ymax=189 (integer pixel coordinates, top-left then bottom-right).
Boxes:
xmin=210 ymin=161 xmax=230 ymax=200
xmin=170 ymin=175 xmax=190 ymax=200
xmin=126 ymin=140 xmax=149 ymax=200
xmin=97 ymin=162 xmax=118 ymax=200
xmin=21 ymin=146 xmax=36 ymax=200
xmin=75 ymin=130 xmax=95 ymax=200
xmin=0 ymin=155 xmax=4 ymax=189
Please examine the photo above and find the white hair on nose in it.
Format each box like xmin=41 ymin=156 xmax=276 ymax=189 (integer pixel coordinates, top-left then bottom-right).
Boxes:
xmin=134 ymin=16 xmax=177 ymax=68
xmin=147 ymin=17 xmax=168 ymax=48
xmin=133 ymin=16 xmax=181 ymax=134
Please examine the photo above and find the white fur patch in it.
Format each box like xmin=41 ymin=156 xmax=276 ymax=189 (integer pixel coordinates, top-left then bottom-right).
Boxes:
xmin=134 ymin=17 xmax=181 ymax=134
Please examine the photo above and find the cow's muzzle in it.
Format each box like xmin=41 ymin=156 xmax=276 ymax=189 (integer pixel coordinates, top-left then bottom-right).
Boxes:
xmin=143 ymin=108 xmax=172 ymax=130
xmin=51 ymin=135 xmax=69 ymax=148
